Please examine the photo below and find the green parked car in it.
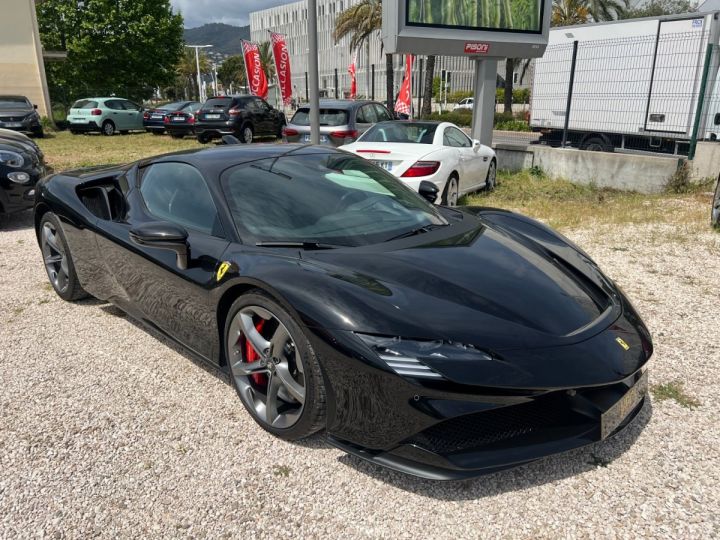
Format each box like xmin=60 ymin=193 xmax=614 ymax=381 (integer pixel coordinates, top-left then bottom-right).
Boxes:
xmin=67 ymin=97 xmax=144 ymax=136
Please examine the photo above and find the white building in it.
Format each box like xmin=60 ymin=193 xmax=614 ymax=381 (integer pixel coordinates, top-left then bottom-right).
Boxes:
xmin=249 ymin=0 xmax=484 ymax=106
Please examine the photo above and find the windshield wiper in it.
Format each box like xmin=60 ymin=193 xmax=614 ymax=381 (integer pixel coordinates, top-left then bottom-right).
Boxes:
xmin=384 ymin=223 xmax=448 ymax=243
xmin=255 ymin=241 xmax=339 ymax=250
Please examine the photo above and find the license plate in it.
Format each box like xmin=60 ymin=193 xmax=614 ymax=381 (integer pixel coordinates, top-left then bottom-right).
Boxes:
xmin=303 ymin=134 xmax=329 ymax=143
xmin=372 ymin=160 xmax=393 ymax=171
xmin=2 ymin=122 xmax=22 ymax=128
xmin=205 ymin=114 xmax=221 ymax=120
xmin=600 ymin=370 xmax=648 ymax=439
xmin=151 ymin=114 xmax=163 ymax=119
xmin=171 ymin=116 xmax=184 ymax=122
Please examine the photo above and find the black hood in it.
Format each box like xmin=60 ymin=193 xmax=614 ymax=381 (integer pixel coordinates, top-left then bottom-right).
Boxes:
xmin=275 ymin=214 xmax=624 ymax=352
xmin=0 ymin=109 xmax=33 ymax=118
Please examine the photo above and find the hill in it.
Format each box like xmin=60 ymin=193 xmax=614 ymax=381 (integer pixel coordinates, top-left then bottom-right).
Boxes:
xmin=183 ymin=23 xmax=250 ymax=56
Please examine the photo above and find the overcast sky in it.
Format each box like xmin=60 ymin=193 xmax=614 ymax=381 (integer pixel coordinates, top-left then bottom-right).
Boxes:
xmin=170 ymin=0 xmax=295 ymax=28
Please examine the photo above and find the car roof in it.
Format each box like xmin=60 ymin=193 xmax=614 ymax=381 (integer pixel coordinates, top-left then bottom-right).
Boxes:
xmin=141 ymin=144 xmax=345 ymax=178
xmin=0 ymin=95 xmax=30 ymax=100
xmin=297 ymin=99 xmax=379 ymax=110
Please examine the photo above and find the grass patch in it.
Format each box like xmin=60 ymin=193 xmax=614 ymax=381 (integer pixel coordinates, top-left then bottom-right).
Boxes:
xmin=462 ymin=169 xmax=712 ymax=231
xmin=273 ymin=465 xmax=292 ymax=477
xmin=650 ymin=381 xmax=701 ymax=409
xmin=37 ymin=131 xmax=205 ymax=172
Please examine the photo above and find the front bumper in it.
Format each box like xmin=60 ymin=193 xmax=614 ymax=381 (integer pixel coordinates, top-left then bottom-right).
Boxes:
xmin=0 ymin=167 xmax=44 ymax=214
xmin=0 ymin=119 xmax=42 ymax=135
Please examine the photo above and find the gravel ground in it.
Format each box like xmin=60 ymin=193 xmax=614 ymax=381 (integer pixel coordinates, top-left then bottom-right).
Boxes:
xmin=1 ymin=210 xmax=719 ymax=539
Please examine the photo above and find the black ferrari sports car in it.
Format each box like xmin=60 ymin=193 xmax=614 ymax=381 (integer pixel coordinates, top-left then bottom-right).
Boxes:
xmin=34 ymin=144 xmax=652 ymax=480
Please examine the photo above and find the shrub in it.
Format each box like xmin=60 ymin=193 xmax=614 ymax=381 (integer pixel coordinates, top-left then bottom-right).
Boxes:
xmin=447 ymin=90 xmax=473 ymax=104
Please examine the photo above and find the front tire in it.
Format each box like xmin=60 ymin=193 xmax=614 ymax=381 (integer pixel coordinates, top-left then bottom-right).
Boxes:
xmin=39 ymin=212 xmax=88 ymax=301
xmin=102 ymin=120 xmax=115 ymax=136
xmin=225 ymin=290 xmax=326 ymax=440
xmin=197 ymin=132 xmax=210 ymax=144
xmin=485 ymin=160 xmax=497 ymax=192
xmin=442 ymin=175 xmax=459 ymax=206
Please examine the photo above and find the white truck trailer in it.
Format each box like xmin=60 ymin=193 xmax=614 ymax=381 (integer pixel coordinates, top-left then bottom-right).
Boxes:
xmin=530 ymin=12 xmax=720 ymax=155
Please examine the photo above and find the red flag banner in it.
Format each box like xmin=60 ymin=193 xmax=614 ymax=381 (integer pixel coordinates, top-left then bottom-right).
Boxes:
xmin=348 ymin=52 xmax=357 ymax=99
xmin=242 ymin=40 xmax=268 ymax=100
xmin=395 ymin=55 xmax=414 ymax=116
xmin=270 ymin=32 xmax=292 ymax=106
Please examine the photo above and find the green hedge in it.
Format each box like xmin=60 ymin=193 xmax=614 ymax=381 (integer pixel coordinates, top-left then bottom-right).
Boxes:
xmin=422 ymin=110 xmax=530 ymax=132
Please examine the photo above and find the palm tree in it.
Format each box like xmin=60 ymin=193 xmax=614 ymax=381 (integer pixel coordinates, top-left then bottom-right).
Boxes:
xmin=585 ymin=0 xmax=626 ymax=21
xmin=334 ymin=0 xmax=393 ymax=107
xmin=259 ymin=41 xmax=276 ymax=84
xmin=176 ymin=48 xmax=210 ymax=101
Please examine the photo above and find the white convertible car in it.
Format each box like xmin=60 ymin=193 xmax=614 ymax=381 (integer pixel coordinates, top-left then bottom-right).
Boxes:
xmin=341 ymin=121 xmax=496 ymax=206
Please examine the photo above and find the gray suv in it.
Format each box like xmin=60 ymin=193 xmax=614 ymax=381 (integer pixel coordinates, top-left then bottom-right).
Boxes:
xmin=282 ymin=99 xmax=394 ymax=146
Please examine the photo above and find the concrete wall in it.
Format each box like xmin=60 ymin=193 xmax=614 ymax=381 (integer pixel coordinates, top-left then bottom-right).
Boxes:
xmin=494 ymin=143 xmax=682 ymax=194
xmin=0 ymin=0 xmax=51 ymax=118
xmin=690 ymin=142 xmax=720 ymax=181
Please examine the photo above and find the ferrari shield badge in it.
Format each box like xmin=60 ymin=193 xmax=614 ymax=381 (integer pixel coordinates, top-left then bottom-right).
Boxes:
xmin=615 ymin=337 xmax=630 ymax=351
xmin=216 ymin=262 xmax=232 ymax=282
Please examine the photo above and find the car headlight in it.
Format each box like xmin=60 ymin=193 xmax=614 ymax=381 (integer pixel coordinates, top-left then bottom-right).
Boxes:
xmin=7 ymin=171 xmax=31 ymax=183
xmin=0 ymin=150 xmax=25 ymax=168
xmin=356 ymin=334 xmax=493 ymax=380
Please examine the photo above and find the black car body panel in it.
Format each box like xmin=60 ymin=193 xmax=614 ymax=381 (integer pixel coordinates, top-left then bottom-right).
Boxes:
xmin=143 ymin=101 xmax=200 ymax=133
xmin=1 ymin=137 xmax=46 ymax=214
xmin=33 ymin=145 xmax=652 ymax=480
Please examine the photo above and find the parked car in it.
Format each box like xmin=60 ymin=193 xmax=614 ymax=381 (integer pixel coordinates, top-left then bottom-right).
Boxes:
xmin=0 ymin=95 xmax=43 ymax=137
xmin=1 ymin=137 xmax=45 ymax=215
xmin=143 ymin=101 xmax=201 ymax=135
xmin=0 ymin=127 xmax=43 ymax=159
xmin=67 ymin=97 xmax=144 ymax=136
xmin=282 ymin=99 xmax=394 ymax=146
xmin=453 ymin=97 xmax=474 ymax=111
xmin=34 ymin=143 xmax=652 ymax=480
xmin=342 ymin=121 xmax=496 ymax=206
xmin=162 ymin=102 xmax=203 ymax=139
xmin=194 ymin=95 xmax=286 ymax=144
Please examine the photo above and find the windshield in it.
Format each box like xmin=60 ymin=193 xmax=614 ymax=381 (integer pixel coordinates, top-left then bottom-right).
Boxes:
xmin=291 ymin=108 xmax=349 ymax=126
xmin=221 ymin=152 xmax=446 ymax=247
xmin=71 ymin=100 xmax=98 ymax=109
xmin=360 ymin=122 xmax=439 ymax=144
xmin=0 ymin=97 xmax=31 ymax=110
xmin=202 ymin=97 xmax=232 ymax=110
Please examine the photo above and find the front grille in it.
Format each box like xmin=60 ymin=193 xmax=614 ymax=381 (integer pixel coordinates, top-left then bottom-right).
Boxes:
xmin=407 ymin=393 xmax=592 ymax=455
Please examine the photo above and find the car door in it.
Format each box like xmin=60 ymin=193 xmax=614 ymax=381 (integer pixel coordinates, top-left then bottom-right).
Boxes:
xmin=105 ymin=100 xmax=127 ymax=130
xmin=442 ymin=126 xmax=480 ymax=193
xmin=96 ymin=162 xmax=231 ymax=358
xmin=373 ymin=103 xmax=393 ymax=123
xmin=121 ymin=100 xmax=144 ymax=130
xmin=354 ymin=104 xmax=377 ymax=136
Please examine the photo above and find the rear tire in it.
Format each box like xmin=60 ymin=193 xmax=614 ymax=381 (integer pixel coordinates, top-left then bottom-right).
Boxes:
xmin=102 ymin=120 xmax=115 ymax=136
xmin=225 ymin=290 xmax=326 ymax=440
xmin=240 ymin=124 xmax=254 ymax=144
xmin=581 ymin=136 xmax=613 ymax=152
xmin=197 ymin=132 xmax=211 ymax=144
xmin=39 ymin=212 xmax=89 ymax=302
xmin=441 ymin=175 xmax=459 ymax=206
xmin=485 ymin=160 xmax=497 ymax=192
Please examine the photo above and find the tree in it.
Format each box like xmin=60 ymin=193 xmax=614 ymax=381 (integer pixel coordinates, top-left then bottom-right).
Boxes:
xmin=552 ymin=0 xmax=591 ymax=25
xmin=37 ymin=0 xmax=184 ymax=105
xmin=421 ymin=56 xmax=436 ymax=117
xmin=259 ymin=42 xmax=276 ymax=84
xmin=217 ymin=55 xmax=246 ymax=92
xmin=622 ymin=0 xmax=697 ymax=18
xmin=176 ymin=48 xmax=210 ymax=101
xmin=334 ymin=0 xmax=394 ymax=108
xmin=585 ymin=0 xmax=626 ymax=21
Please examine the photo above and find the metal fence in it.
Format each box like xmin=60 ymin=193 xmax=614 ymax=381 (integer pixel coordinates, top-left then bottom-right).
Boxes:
xmin=529 ymin=31 xmax=720 ymax=157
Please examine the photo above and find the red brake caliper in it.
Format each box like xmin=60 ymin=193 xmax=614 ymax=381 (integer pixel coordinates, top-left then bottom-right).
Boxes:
xmin=244 ymin=319 xmax=267 ymax=385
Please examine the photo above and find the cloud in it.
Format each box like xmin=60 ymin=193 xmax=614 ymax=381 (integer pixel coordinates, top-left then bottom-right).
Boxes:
xmin=170 ymin=0 xmax=295 ymax=28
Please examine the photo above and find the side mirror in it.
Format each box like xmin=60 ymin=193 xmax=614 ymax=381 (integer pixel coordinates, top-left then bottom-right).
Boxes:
xmin=418 ymin=180 xmax=439 ymax=204
xmin=33 ymin=104 xmax=38 ymax=110
xmin=472 ymin=139 xmax=481 ymax=151
xmin=129 ymin=221 xmax=190 ymax=270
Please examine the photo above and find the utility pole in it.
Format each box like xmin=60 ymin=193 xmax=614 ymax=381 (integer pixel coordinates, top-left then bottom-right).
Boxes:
xmin=184 ymin=44 xmax=212 ymax=102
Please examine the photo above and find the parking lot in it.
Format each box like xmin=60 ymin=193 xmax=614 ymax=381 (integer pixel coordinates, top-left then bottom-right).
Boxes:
xmin=1 ymin=133 xmax=719 ymax=538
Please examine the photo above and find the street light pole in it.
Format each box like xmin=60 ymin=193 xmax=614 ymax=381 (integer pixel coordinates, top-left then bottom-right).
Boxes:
xmin=307 ymin=0 xmax=320 ymax=144
xmin=184 ymin=44 xmax=212 ymax=102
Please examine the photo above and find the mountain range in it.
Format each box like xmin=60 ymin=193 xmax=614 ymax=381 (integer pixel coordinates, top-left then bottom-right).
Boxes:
xmin=183 ymin=23 xmax=250 ymax=56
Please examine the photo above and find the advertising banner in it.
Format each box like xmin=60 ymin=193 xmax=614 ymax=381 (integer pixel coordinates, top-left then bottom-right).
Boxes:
xmin=348 ymin=52 xmax=357 ymax=99
xmin=406 ymin=0 xmax=543 ymax=33
xmin=270 ymin=32 xmax=292 ymax=106
xmin=394 ymin=55 xmax=413 ymax=117
xmin=242 ymin=40 xmax=268 ymax=100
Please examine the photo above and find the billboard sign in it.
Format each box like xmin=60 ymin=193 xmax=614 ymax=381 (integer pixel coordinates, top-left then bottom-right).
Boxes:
xmin=382 ymin=0 xmax=552 ymax=58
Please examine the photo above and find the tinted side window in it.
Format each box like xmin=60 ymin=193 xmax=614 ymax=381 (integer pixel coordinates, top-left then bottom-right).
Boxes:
xmin=444 ymin=127 xmax=471 ymax=148
xmin=374 ymin=104 xmax=392 ymax=122
xmin=124 ymin=100 xmax=141 ymax=111
xmin=105 ymin=100 xmax=123 ymax=110
xmin=356 ymin=105 xmax=377 ymax=124
xmin=139 ymin=162 xmax=224 ymax=237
